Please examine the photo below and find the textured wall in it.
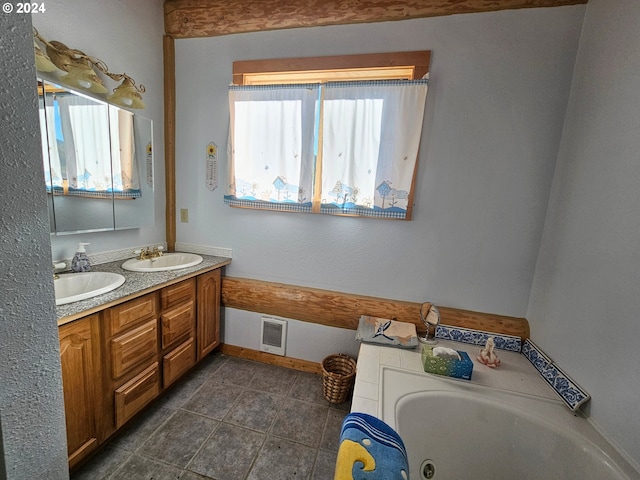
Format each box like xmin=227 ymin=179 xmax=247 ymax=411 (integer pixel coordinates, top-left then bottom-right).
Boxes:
xmin=0 ymin=8 xmax=69 ymax=480
xmin=528 ymin=0 xmax=640 ymax=469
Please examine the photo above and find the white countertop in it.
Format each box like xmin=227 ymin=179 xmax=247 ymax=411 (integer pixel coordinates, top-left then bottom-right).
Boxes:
xmin=351 ymin=339 xmax=561 ymax=417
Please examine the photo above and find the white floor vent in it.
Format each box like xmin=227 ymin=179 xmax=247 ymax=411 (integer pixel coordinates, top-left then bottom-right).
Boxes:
xmin=260 ymin=316 xmax=287 ymax=356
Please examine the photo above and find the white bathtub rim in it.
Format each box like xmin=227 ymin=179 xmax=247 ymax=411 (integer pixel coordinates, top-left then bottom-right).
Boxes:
xmin=394 ymin=389 xmax=628 ymax=478
xmin=378 ymin=366 xmax=640 ymax=480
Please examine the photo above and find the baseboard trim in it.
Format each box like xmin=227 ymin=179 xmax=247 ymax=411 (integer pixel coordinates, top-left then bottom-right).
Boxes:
xmin=219 ymin=344 xmax=322 ymax=374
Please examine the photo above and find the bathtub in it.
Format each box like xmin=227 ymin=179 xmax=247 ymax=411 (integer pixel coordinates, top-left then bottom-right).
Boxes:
xmin=379 ymin=366 xmax=640 ymax=480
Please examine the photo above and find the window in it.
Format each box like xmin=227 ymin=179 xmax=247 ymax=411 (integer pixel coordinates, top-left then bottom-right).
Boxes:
xmin=226 ymin=52 xmax=430 ymax=220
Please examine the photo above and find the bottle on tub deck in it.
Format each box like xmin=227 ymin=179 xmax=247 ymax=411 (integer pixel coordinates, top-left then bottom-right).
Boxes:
xmin=71 ymin=243 xmax=91 ymax=272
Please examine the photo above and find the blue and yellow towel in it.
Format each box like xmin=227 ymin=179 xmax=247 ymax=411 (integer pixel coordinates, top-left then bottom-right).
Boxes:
xmin=334 ymin=412 xmax=409 ymax=480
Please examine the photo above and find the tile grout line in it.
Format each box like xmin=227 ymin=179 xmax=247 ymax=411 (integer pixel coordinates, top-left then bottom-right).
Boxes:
xmin=181 ymin=418 xmax=225 ymax=478
xmin=74 ymin=353 xmax=348 ymax=480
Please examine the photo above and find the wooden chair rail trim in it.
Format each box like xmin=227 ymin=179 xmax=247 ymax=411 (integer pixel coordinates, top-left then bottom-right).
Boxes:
xmin=164 ymin=0 xmax=587 ymax=39
xmin=221 ymin=276 xmax=529 ymax=341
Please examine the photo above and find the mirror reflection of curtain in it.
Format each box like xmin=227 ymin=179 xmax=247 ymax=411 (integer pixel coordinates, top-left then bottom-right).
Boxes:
xmin=57 ymin=95 xmax=113 ymax=197
xmin=54 ymin=95 xmax=140 ymax=199
xmin=110 ymin=108 xmax=141 ymax=198
xmin=39 ymin=103 xmax=63 ymax=193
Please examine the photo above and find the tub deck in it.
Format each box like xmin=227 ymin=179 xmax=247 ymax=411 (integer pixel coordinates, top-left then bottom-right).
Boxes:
xmin=352 ymin=339 xmax=558 ymax=416
xmin=351 ymin=341 xmax=640 ymax=479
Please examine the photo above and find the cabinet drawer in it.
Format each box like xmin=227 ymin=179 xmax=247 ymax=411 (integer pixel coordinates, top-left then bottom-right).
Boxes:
xmin=161 ymin=301 xmax=195 ymax=349
xmin=161 ymin=278 xmax=196 ymax=310
xmin=114 ymin=362 xmax=159 ymax=429
xmin=108 ymin=293 xmax=158 ymax=337
xmin=111 ymin=319 xmax=158 ymax=379
xmin=163 ymin=338 xmax=196 ymax=388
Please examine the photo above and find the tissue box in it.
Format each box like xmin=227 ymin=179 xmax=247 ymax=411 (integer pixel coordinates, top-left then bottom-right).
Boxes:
xmin=421 ymin=345 xmax=474 ymax=380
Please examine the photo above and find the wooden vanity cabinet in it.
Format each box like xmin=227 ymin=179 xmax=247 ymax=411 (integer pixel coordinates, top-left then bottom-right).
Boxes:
xmin=160 ymin=278 xmax=196 ymax=387
xmin=59 ymin=267 xmax=223 ymax=469
xmin=102 ymin=292 xmax=160 ymax=432
xmin=197 ymin=269 xmax=221 ymax=360
xmin=58 ymin=313 xmax=102 ymax=469
xmin=114 ymin=361 xmax=160 ymax=429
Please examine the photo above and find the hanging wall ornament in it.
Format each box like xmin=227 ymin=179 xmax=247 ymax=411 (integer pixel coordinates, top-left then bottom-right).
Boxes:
xmin=206 ymin=142 xmax=218 ymax=191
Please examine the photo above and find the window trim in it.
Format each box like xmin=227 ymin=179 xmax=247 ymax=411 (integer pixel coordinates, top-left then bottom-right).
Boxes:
xmin=233 ymin=51 xmax=430 ymax=85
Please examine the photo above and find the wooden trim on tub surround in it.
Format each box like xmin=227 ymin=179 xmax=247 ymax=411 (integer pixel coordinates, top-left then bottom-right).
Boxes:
xmin=221 ymin=277 xmax=530 ymax=341
xmin=164 ymin=0 xmax=587 ymax=39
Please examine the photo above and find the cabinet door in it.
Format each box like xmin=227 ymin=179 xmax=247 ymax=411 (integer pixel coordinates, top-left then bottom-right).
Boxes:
xmin=196 ymin=269 xmax=221 ymax=360
xmin=59 ymin=314 xmax=102 ymax=468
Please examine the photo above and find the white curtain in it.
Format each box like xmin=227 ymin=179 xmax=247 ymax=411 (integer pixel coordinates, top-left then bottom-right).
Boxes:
xmin=227 ymin=84 xmax=318 ymax=211
xmin=320 ymin=80 xmax=428 ymax=218
xmin=110 ymin=107 xmax=141 ymax=198
xmin=227 ymin=79 xmax=429 ymax=219
xmin=39 ymin=103 xmax=63 ymax=193
xmin=57 ymin=94 xmax=113 ymax=196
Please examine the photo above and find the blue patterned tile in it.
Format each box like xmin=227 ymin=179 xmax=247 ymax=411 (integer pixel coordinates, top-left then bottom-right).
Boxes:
xmin=435 ymin=325 xmax=521 ymax=352
xmin=522 ymin=340 xmax=590 ymax=411
xmin=521 ymin=339 xmax=552 ymax=374
xmin=542 ymin=363 xmax=590 ymax=411
xmin=542 ymin=363 xmax=559 ymax=383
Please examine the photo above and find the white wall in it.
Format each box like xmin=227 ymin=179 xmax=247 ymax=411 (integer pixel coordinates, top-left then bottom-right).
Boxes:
xmin=224 ymin=311 xmax=360 ymax=363
xmin=528 ymin=0 xmax=640 ymax=468
xmin=174 ymin=6 xmax=584 ymax=361
xmin=0 ymin=9 xmax=68 ymax=480
xmin=32 ymin=0 xmax=166 ymax=262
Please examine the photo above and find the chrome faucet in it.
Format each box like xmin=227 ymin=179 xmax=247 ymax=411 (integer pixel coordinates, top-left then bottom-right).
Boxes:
xmin=134 ymin=245 xmax=164 ymax=260
xmin=52 ymin=262 xmax=65 ymax=279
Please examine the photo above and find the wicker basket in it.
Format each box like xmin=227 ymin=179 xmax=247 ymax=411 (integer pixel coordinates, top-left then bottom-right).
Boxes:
xmin=321 ymin=354 xmax=356 ymax=404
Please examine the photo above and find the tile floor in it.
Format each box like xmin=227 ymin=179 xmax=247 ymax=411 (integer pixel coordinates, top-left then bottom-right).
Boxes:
xmin=71 ymin=353 xmax=350 ymax=480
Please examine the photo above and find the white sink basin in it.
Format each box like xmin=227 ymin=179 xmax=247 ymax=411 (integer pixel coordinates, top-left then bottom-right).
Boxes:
xmin=55 ymin=271 xmax=125 ymax=306
xmin=121 ymin=252 xmax=203 ymax=272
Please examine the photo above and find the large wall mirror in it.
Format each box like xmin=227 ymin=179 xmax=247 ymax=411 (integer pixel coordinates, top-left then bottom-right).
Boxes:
xmin=37 ymin=79 xmax=154 ymax=234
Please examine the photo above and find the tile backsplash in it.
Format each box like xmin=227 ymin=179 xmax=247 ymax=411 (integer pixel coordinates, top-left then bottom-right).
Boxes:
xmin=436 ymin=324 xmax=521 ymax=352
xmin=435 ymin=324 xmax=590 ymax=412
xmin=55 ymin=243 xmax=232 ymax=268
xmin=522 ymin=339 xmax=590 ymax=412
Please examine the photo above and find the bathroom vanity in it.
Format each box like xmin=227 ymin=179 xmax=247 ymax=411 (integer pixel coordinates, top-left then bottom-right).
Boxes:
xmin=56 ymin=254 xmax=230 ymax=469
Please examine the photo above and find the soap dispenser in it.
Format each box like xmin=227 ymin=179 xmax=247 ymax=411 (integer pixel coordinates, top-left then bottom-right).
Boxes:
xmin=71 ymin=243 xmax=91 ymax=272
